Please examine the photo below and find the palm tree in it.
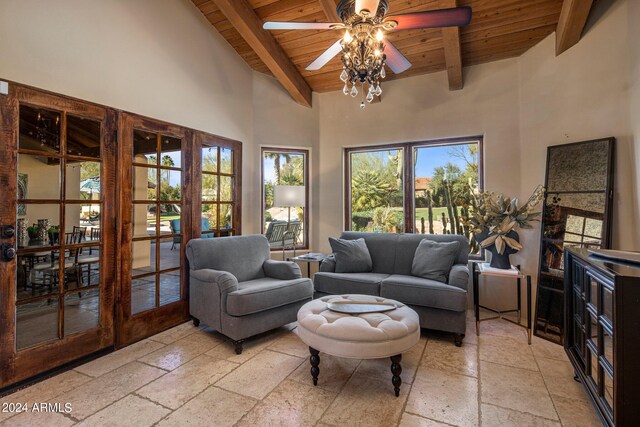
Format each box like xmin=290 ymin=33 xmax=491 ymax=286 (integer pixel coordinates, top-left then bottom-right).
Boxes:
xmin=264 ymin=152 xmax=291 ymax=184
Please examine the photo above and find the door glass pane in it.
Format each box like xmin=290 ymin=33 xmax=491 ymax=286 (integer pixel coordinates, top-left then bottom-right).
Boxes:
xmin=203 ymin=145 xmax=218 ymax=172
xmin=589 ymin=349 xmax=599 ymax=384
xmin=18 ymin=204 xmax=61 ymax=249
xmin=220 ymin=204 xmax=233 ymax=230
xmin=131 ymin=276 xmax=156 ymax=315
xmin=133 ymin=130 xmax=158 ymax=163
xmin=77 ymin=246 xmax=100 ymax=287
xmin=134 ymin=166 xmax=156 ymax=201
xmin=132 ymin=238 xmax=156 ymax=276
xmin=589 ymin=277 xmax=598 ymax=307
xmin=133 ymin=204 xmax=156 ymax=238
xmin=602 ymin=286 xmax=613 ymax=323
xmin=16 ymin=300 xmax=59 ymax=350
xmin=350 ymin=149 xmax=404 ymax=232
xmin=220 ymin=176 xmax=233 ymax=202
xmin=603 ymin=327 xmax=613 ymax=367
xmin=202 ymin=174 xmax=218 ymax=201
xmin=159 ymin=237 xmax=180 ymax=270
xmin=160 ymin=272 xmax=181 ymax=307
xmin=604 ymin=373 xmax=613 ymax=411
xmin=64 ymin=288 xmax=99 ymax=336
xmin=588 ymin=314 xmax=598 ymax=349
xmin=159 ymin=170 xmax=181 ymax=201
xmin=220 ymin=147 xmax=233 ymax=174
xmin=18 ymin=154 xmax=61 ymax=199
xmin=67 ymin=115 xmax=101 ymax=158
xmin=202 ymin=204 xmax=217 ymax=230
xmin=73 ymin=203 xmax=101 ymax=231
xmin=160 ymin=136 xmax=182 ymax=169
xmin=19 ymin=105 xmax=61 ymax=154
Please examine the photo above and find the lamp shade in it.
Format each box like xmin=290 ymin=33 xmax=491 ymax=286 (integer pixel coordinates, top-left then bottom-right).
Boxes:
xmin=273 ymin=185 xmax=305 ymax=208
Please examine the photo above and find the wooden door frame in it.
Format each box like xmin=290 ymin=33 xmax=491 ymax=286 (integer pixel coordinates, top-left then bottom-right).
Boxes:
xmin=116 ymin=112 xmax=193 ymax=347
xmin=0 ymin=82 xmax=117 ymax=388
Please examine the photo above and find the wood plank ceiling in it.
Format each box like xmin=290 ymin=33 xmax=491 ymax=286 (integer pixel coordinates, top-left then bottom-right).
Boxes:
xmin=193 ymin=0 xmax=591 ymax=101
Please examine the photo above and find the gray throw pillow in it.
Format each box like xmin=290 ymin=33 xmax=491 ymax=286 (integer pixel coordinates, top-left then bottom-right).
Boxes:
xmin=329 ymin=237 xmax=373 ymax=273
xmin=411 ymin=240 xmax=460 ymax=283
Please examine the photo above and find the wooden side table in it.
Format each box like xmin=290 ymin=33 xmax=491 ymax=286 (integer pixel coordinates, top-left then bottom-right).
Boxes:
xmin=472 ymin=263 xmax=532 ymax=344
xmin=288 ymin=254 xmax=327 ymax=278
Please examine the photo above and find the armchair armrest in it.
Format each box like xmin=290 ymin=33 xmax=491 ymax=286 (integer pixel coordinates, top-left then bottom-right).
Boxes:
xmin=263 ymin=259 xmax=302 ymax=280
xmin=448 ymin=264 xmax=469 ymax=290
xmin=190 ymin=269 xmax=238 ymax=294
xmin=319 ymin=255 xmax=336 ymax=272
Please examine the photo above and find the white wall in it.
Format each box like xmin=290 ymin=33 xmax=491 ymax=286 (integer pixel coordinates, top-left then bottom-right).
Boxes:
xmin=0 ymin=0 xmax=260 ymax=230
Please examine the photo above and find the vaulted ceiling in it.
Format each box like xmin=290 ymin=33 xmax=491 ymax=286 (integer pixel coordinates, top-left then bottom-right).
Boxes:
xmin=192 ymin=0 xmax=595 ymax=106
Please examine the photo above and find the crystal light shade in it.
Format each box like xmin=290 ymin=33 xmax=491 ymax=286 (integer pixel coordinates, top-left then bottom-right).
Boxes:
xmin=339 ymin=21 xmax=387 ymax=106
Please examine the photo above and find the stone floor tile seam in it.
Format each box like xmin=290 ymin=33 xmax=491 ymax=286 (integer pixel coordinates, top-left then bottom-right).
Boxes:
xmin=402 ymin=410 xmax=460 ymax=427
xmin=476 ymin=337 xmax=484 ymax=427
xmin=395 ymin=336 xmax=430 ymax=426
xmin=481 ymin=402 xmax=563 ymax=424
xmin=313 ymin=355 xmax=366 ymax=426
xmin=135 ymin=359 xmax=172 ymax=373
xmin=131 ymin=391 xmax=176 ymax=412
xmin=530 ymin=350 xmax=565 ymax=425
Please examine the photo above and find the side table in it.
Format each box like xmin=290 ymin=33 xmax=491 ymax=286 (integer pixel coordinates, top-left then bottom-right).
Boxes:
xmin=288 ymin=254 xmax=327 ymax=278
xmin=472 ymin=263 xmax=532 ymax=344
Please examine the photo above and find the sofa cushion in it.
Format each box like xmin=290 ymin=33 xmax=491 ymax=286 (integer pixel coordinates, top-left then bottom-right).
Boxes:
xmin=329 ymin=237 xmax=373 ymax=273
xmin=380 ymin=274 xmax=467 ymax=312
xmin=226 ymin=277 xmax=313 ymax=316
xmin=411 ymin=240 xmax=460 ymax=283
xmin=394 ymin=234 xmax=469 ymax=276
xmin=338 ymin=232 xmax=398 ymax=274
xmin=313 ymin=272 xmax=389 ymax=296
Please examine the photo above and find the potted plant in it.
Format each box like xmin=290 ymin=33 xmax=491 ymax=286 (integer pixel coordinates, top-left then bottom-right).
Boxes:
xmin=27 ymin=225 xmax=39 ymax=241
xmin=463 ymin=185 xmax=544 ymax=269
xmin=47 ymin=226 xmax=60 ymax=245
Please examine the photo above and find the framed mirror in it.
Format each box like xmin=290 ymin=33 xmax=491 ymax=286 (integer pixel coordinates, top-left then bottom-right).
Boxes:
xmin=534 ymin=138 xmax=615 ymax=344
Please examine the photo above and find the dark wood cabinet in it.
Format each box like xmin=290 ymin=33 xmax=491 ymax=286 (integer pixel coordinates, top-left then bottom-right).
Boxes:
xmin=564 ymin=248 xmax=640 ymax=426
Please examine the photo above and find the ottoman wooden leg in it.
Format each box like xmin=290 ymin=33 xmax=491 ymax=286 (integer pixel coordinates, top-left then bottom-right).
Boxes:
xmin=390 ymin=354 xmax=402 ymax=397
xmin=309 ymin=347 xmax=320 ymax=386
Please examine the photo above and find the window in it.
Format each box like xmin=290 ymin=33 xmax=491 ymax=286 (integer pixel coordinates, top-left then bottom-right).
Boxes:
xmin=261 ymin=148 xmax=309 ymax=250
xmin=346 ymin=137 xmax=483 ymax=255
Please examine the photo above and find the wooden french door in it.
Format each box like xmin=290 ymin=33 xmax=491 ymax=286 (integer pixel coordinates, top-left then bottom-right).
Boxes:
xmin=116 ymin=113 xmax=193 ymax=347
xmin=0 ymin=83 xmax=117 ymax=388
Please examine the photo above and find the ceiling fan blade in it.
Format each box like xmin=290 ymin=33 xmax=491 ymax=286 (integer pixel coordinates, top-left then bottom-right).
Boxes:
xmin=355 ymin=0 xmax=381 ymax=16
xmin=385 ymin=42 xmax=412 ymax=74
xmin=263 ymin=21 xmax=339 ymax=30
xmin=306 ymin=40 xmax=343 ymax=71
xmin=386 ymin=7 xmax=472 ymax=31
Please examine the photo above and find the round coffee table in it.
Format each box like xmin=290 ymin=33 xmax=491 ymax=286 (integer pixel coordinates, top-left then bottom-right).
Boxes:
xmin=296 ymin=294 xmax=420 ymax=396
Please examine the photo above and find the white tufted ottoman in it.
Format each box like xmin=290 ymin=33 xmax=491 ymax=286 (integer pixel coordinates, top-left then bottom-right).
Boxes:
xmin=296 ymin=294 xmax=420 ymax=396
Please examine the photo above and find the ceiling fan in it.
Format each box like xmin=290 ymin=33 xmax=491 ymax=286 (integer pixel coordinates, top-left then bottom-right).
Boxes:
xmin=263 ymin=0 xmax=472 ymax=105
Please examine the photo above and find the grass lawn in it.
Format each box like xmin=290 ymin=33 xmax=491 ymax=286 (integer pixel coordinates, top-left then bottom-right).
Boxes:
xmin=385 ymin=206 xmax=464 ymax=219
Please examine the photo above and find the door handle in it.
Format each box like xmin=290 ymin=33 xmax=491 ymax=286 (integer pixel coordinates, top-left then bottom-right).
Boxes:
xmin=1 ymin=243 xmax=16 ymax=261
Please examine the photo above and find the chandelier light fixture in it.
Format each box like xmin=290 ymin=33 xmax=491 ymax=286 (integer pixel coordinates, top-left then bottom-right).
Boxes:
xmin=263 ymin=0 xmax=472 ymax=109
xmin=337 ymin=1 xmax=393 ymax=107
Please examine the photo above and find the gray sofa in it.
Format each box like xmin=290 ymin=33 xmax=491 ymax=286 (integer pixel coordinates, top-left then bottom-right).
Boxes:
xmin=315 ymin=232 xmax=469 ymax=346
xmin=186 ymin=235 xmax=313 ymax=354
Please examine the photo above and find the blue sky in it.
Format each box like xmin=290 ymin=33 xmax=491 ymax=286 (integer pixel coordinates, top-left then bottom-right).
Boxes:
xmin=414 ymin=144 xmax=472 ymax=178
xmin=260 ymin=144 xmax=475 ymax=183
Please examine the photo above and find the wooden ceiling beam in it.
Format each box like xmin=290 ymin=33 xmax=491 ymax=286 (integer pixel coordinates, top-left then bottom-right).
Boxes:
xmin=555 ymin=0 xmax=593 ymax=55
xmin=212 ymin=0 xmax=313 ymax=107
xmin=319 ymin=0 xmax=340 ymax=22
xmin=442 ymin=0 xmax=463 ymax=90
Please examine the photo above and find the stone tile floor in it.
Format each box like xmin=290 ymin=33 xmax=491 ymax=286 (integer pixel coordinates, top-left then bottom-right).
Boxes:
xmin=0 ymin=310 xmax=602 ymax=426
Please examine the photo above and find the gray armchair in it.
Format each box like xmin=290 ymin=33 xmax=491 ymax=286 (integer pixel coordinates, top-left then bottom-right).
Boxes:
xmin=186 ymin=235 xmax=313 ymax=354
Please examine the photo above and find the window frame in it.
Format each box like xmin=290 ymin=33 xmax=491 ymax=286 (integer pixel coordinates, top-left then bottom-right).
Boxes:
xmin=260 ymin=147 xmax=310 ymax=251
xmin=344 ymin=136 xmax=484 ymax=253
